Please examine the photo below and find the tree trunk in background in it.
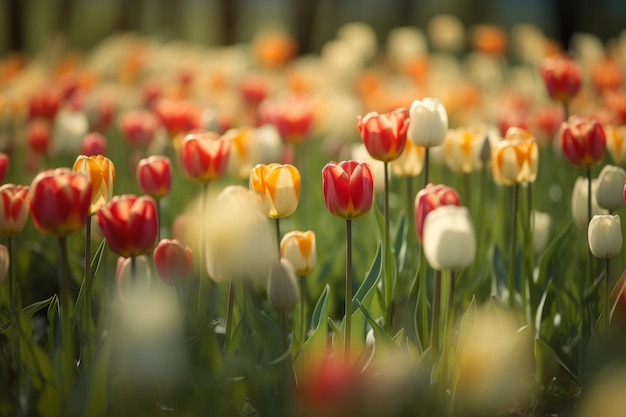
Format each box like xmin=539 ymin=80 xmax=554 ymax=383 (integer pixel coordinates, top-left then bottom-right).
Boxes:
xmin=294 ymin=0 xmax=317 ymax=54
xmin=220 ymin=0 xmax=237 ymax=45
xmin=555 ymin=0 xmax=579 ymax=50
xmin=7 ymin=0 xmax=24 ymax=52
xmin=57 ymin=0 xmax=75 ymax=34
xmin=118 ymin=0 xmax=144 ymax=32
xmin=396 ymin=0 xmax=414 ymax=27
xmin=157 ymin=0 xmax=181 ymax=39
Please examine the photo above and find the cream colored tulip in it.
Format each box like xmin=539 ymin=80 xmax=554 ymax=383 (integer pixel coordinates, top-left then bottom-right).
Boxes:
xmin=268 ymin=259 xmax=299 ymax=314
xmin=280 ymin=230 xmax=317 ymax=276
xmin=596 ymin=164 xmax=626 ymax=212
xmin=571 ymin=177 xmax=608 ymax=229
xmin=532 ymin=210 xmax=551 ymax=254
xmin=408 ymin=98 xmax=448 ymax=148
xmin=588 ymin=214 xmax=622 ymax=258
xmin=391 ymin=139 xmax=425 ymax=177
xmin=422 ymin=205 xmax=476 ymax=270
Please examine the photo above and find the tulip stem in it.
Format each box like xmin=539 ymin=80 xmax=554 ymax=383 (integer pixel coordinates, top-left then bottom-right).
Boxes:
xmin=423 ymin=148 xmax=430 ymax=188
xmin=383 ymin=161 xmax=393 ymax=326
xmin=8 ymin=236 xmax=16 ymax=313
xmin=224 ymin=279 xmax=236 ymax=355
xmin=345 ymin=219 xmax=353 ymax=365
xmin=442 ymin=269 xmax=456 ymax=387
xmin=586 ymin=166 xmax=592 ymax=226
xmin=418 ymin=249 xmax=429 ymax=348
xmin=197 ymin=182 xmax=209 ymax=327
xmin=275 ymin=218 xmax=281 ymax=261
xmin=58 ymin=237 xmax=75 ymax=406
xmin=431 ymin=270 xmax=441 ymax=365
xmin=299 ymin=275 xmax=307 ymax=343
xmin=279 ymin=311 xmax=288 ymax=354
xmin=508 ymin=184 xmax=519 ymax=308
xmin=605 ymin=258 xmax=610 ymax=337
xmin=156 ymin=199 xmax=161 ymax=241
xmin=83 ymin=216 xmax=93 ymax=369
xmin=584 ymin=166 xmax=592 ymax=343
xmin=130 ymin=256 xmax=137 ymax=282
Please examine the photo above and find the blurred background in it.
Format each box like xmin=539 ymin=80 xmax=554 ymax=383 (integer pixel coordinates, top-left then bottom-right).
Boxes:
xmin=1 ymin=0 xmax=626 ymax=55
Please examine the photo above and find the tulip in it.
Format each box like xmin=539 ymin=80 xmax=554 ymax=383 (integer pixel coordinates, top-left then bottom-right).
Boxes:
xmin=0 ymin=244 xmax=8 ymax=283
xmin=180 ymin=130 xmax=230 ymax=183
xmin=116 ymin=255 xmax=152 ymax=300
xmin=596 ymin=165 xmax=626 ymax=212
xmin=390 ymin=139 xmax=425 ymax=177
xmin=532 ymin=210 xmax=551 ymax=254
xmin=51 ymin=109 xmax=89 ymax=156
xmin=571 ymin=177 xmax=608 ymax=229
xmin=491 ymin=127 xmax=538 ymax=186
xmin=226 ymin=126 xmax=283 ymax=179
xmin=73 ymin=155 xmax=115 ymax=215
xmin=153 ymin=239 xmax=192 ymax=285
xmin=422 ymin=205 xmax=476 ymax=271
xmin=268 ymin=259 xmax=299 ymax=314
xmin=259 ymin=96 xmax=314 ymax=145
xmin=560 ymin=117 xmax=606 ymax=167
xmin=96 ymin=194 xmax=159 ymax=258
xmin=81 ymin=132 xmax=107 ymax=157
xmin=280 ymin=230 xmax=317 ymax=276
xmin=357 ymin=108 xmax=409 ymax=162
xmin=136 ymin=155 xmax=172 ymax=200
xmin=0 ymin=184 xmax=30 ymax=237
xmin=408 ymin=98 xmax=448 ymax=148
xmin=322 ymin=160 xmax=374 ymax=220
xmin=28 ymin=88 xmax=61 ymax=121
xmin=605 ymin=125 xmax=626 ymax=164
xmin=0 ymin=153 xmax=8 ymax=183
xmin=588 ymin=215 xmax=622 ymax=259
xmin=119 ymin=110 xmax=160 ymax=148
xmin=153 ymin=98 xmax=202 ymax=138
xmin=444 ymin=126 xmax=486 ymax=174
xmin=27 ymin=119 xmax=52 ymax=155
xmin=540 ymin=55 xmax=582 ymax=104
xmin=414 ymin=183 xmax=460 ymax=242
xmin=29 ymin=168 xmax=91 ymax=237
xmin=249 ymin=163 xmax=300 ymax=219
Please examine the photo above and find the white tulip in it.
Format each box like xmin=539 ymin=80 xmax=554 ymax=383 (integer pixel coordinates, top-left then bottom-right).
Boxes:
xmin=408 ymin=98 xmax=448 ymax=148
xmin=596 ymin=165 xmax=626 ymax=212
xmin=588 ymin=215 xmax=622 ymax=259
xmin=423 ymin=205 xmax=476 ymax=270
xmin=571 ymin=177 xmax=609 ymax=230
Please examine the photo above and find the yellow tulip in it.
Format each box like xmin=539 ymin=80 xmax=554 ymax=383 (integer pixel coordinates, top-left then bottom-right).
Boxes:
xmin=249 ymin=163 xmax=300 ymax=219
xmin=491 ymin=127 xmax=538 ymax=186
xmin=72 ymin=155 xmax=115 ymax=215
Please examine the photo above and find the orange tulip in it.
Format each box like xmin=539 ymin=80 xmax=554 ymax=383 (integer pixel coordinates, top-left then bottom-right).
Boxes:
xmin=73 ymin=155 xmax=115 ymax=215
xmin=280 ymin=230 xmax=317 ymax=276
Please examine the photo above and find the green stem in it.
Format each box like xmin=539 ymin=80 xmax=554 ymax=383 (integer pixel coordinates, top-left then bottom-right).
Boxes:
xmin=58 ymin=237 xmax=75 ymax=405
xmin=224 ymin=279 xmax=236 ymax=355
xmin=605 ymin=258 xmax=610 ymax=337
xmin=156 ymin=199 xmax=161 ymax=241
xmin=83 ymin=216 xmax=93 ymax=368
xmin=508 ymin=184 xmax=519 ymax=308
xmin=8 ymin=236 xmax=15 ymax=313
xmin=299 ymin=275 xmax=307 ymax=343
xmin=383 ymin=161 xmax=393 ymax=326
xmin=279 ymin=311 xmax=288 ymax=354
xmin=442 ymin=270 xmax=456 ymax=387
xmin=275 ymin=218 xmax=281 ymax=261
xmin=345 ymin=219 xmax=353 ymax=365
xmin=197 ymin=182 xmax=209 ymax=326
xmin=431 ymin=270 xmax=441 ymax=365
xmin=423 ymin=148 xmax=430 ymax=187
xmin=418 ymin=248 xmax=429 ymax=348
xmin=463 ymin=173 xmax=471 ymax=211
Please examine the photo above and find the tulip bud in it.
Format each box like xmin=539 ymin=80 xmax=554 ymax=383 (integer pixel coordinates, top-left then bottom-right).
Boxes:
xmin=249 ymin=163 xmax=300 ymax=219
xmin=153 ymin=239 xmax=192 ymax=285
xmin=532 ymin=210 xmax=551 ymax=254
xmin=115 ymin=255 xmax=152 ymax=301
xmin=136 ymin=155 xmax=172 ymax=200
xmin=73 ymin=155 xmax=116 ymax=215
xmin=491 ymin=127 xmax=538 ymax=186
xmin=596 ymin=165 xmax=626 ymax=212
xmin=0 ymin=184 xmax=30 ymax=237
xmin=268 ymin=259 xmax=299 ymax=314
xmin=322 ymin=160 xmax=374 ymax=220
xmin=571 ymin=177 xmax=608 ymax=229
xmin=180 ymin=130 xmax=230 ymax=183
xmin=0 ymin=244 xmax=8 ymax=283
xmin=559 ymin=117 xmax=606 ymax=167
xmin=422 ymin=205 xmax=476 ymax=270
xmin=540 ymin=55 xmax=582 ymax=103
xmin=408 ymin=98 xmax=448 ymax=148
xmin=81 ymin=132 xmax=107 ymax=156
xmin=588 ymin=214 xmax=622 ymax=258
xmin=0 ymin=153 xmax=8 ymax=183
xmin=281 ymin=230 xmax=317 ymax=276
xmin=414 ymin=183 xmax=460 ymax=241
xmin=443 ymin=126 xmax=486 ymax=174
xmin=357 ymin=108 xmax=409 ymax=162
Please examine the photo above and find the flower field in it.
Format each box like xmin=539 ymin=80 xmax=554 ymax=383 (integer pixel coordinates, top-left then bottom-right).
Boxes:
xmin=1 ymin=20 xmax=626 ymax=417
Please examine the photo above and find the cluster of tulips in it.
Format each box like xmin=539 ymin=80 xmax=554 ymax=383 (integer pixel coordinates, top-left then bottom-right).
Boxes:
xmin=3 ymin=19 xmax=626 ymax=416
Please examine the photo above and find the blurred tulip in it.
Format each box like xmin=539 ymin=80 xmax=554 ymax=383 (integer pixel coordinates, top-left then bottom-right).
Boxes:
xmin=226 ymin=126 xmax=283 ymax=179
xmin=571 ymin=177 xmax=608 ymax=229
xmin=180 ymin=130 xmax=230 ymax=183
xmin=532 ymin=210 xmax=551 ymax=254
xmin=27 ymin=119 xmax=52 ymax=154
xmin=591 ymin=58 xmax=623 ymax=94
xmin=390 ymin=139 xmax=425 ymax=177
xmin=596 ymin=165 xmax=626 ymax=211
xmin=443 ymin=126 xmax=487 ymax=174
xmin=116 ymin=255 xmax=152 ymax=298
xmin=81 ymin=132 xmax=107 ymax=156
xmin=28 ymin=88 xmax=61 ymax=121
xmin=351 ymin=143 xmax=385 ymax=192
xmin=259 ymin=96 xmax=314 ymax=144
xmin=136 ymin=155 xmax=172 ymax=200
xmin=250 ymin=163 xmax=300 ymax=219
xmin=422 ymin=205 xmax=476 ymax=270
xmin=414 ymin=183 xmax=460 ymax=241
xmin=0 ymin=244 xmax=7 ymax=283
xmin=492 ymin=127 xmax=538 ymax=185
xmin=280 ymin=230 xmax=317 ymax=276
xmin=408 ymin=98 xmax=448 ymax=148
xmin=0 ymin=153 xmax=8 ymax=183
xmin=540 ymin=55 xmax=582 ymax=103
xmin=29 ymin=168 xmax=91 ymax=237
xmin=577 ymin=367 xmax=626 ymax=417
xmin=605 ymin=125 xmax=626 ymax=164
xmin=153 ymin=239 xmax=192 ymax=285
xmin=357 ymin=108 xmax=409 ymax=162
xmin=96 ymin=195 xmax=159 ymax=258
xmin=239 ymin=75 xmax=269 ymax=106
xmin=51 ymin=109 xmax=89 ymax=155
xmin=322 ymin=160 xmax=374 ymax=220
xmin=0 ymin=184 xmax=30 ymax=237
xmin=588 ymin=214 xmax=622 ymax=258
xmin=153 ymin=98 xmax=202 ymax=137
xmin=119 ymin=110 xmax=160 ymax=148
xmin=268 ymin=259 xmax=299 ymax=314
xmin=560 ymin=117 xmax=606 ymax=167
xmin=73 ymin=155 xmax=115 ymax=215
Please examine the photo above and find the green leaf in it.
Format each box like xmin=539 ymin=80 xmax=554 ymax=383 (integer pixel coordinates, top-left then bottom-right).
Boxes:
xmin=393 ymin=214 xmax=408 ymax=273
xmin=85 ymin=342 xmax=111 ymax=417
xmin=392 ymin=328 xmax=404 ymax=346
xmin=535 ymin=222 xmax=571 ymax=290
xmin=358 ymin=301 xmax=395 ymax=356
xmin=310 ymin=285 xmax=330 ymax=331
xmin=2 ymin=296 xmax=57 ymax=335
xmin=328 ymin=318 xmax=344 ymax=348
xmin=91 ymin=239 xmax=107 ymax=278
xmin=534 ymin=338 xmax=579 ymax=386
xmin=491 ymin=245 xmax=507 ymax=298
xmin=352 ymin=242 xmax=383 ymax=311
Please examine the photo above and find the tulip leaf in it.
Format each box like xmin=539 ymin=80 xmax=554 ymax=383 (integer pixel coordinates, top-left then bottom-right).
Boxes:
xmin=490 ymin=245 xmax=507 ymax=299
xmin=392 ymin=328 xmax=404 ymax=346
xmin=535 ymin=222 xmax=571 ymax=291
xmin=84 ymin=341 xmax=111 ymax=417
xmin=310 ymin=284 xmax=330 ymax=331
xmin=534 ymin=337 xmax=579 ymax=386
xmin=609 ymin=271 xmax=626 ymax=322
xmin=294 ymin=286 xmax=330 ymax=377
xmin=351 ymin=242 xmax=382 ymax=312
xmin=358 ymin=301 xmax=395 ymax=355
xmin=1 ymin=296 xmax=57 ymax=335
xmin=328 ymin=317 xmax=344 ymax=348
xmin=393 ymin=214 xmax=408 ymax=273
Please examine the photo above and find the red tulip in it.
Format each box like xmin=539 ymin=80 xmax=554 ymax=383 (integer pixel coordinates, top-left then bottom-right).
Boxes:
xmin=26 ymin=119 xmax=52 ymax=154
xmin=260 ymin=96 xmax=314 ymax=144
xmin=153 ymin=98 xmax=202 ymax=137
xmin=0 ymin=184 xmax=30 ymax=237
xmin=29 ymin=168 xmax=91 ymax=237
xmin=136 ymin=155 xmax=172 ymax=199
xmin=0 ymin=153 xmax=9 ymax=183
xmin=357 ymin=107 xmax=409 ymax=162
xmin=180 ymin=130 xmax=230 ymax=183
xmin=560 ymin=116 xmax=606 ymax=167
xmin=414 ymin=183 xmax=460 ymax=242
xmin=81 ymin=132 xmax=107 ymax=156
xmin=540 ymin=55 xmax=582 ymax=103
xmin=322 ymin=160 xmax=374 ymax=220
xmin=119 ymin=110 xmax=159 ymax=148
xmin=153 ymin=239 xmax=192 ymax=285
xmin=96 ymin=194 xmax=159 ymax=258
xmin=28 ymin=88 xmax=61 ymax=121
